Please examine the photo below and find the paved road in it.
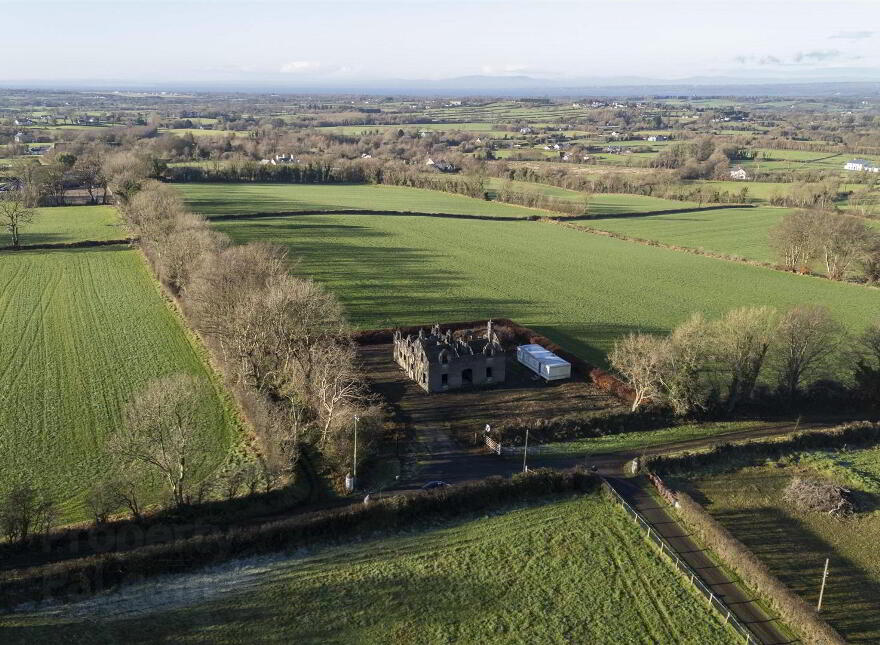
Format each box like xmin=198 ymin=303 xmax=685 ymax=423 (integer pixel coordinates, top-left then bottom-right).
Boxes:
xmin=608 ymin=476 xmax=795 ymax=645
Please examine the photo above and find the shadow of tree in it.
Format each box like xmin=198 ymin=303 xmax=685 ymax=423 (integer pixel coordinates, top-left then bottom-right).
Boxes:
xmin=713 ymin=506 xmax=880 ymax=642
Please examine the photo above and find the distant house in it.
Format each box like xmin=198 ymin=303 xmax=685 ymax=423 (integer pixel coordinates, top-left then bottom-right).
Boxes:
xmin=361 ymin=153 xmax=372 ymax=158
xmin=425 ymin=158 xmax=457 ymax=173
xmin=845 ymin=159 xmax=880 ymax=173
xmin=646 ymin=135 xmax=668 ymax=142
xmin=13 ymin=118 xmax=34 ymax=126
xmin=519 ymin=127 xmax=532 ymax=135
xmin=729 ymin=166 xmax=749 ymax=180
xmin=28 ymin=145 xmax=50 ymax=155
xmin=13 ymin=132 xmax=28 ymax=143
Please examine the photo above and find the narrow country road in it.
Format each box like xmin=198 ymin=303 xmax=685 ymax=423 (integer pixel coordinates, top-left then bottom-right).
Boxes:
xmin=607 ymin=476 xmax=795 ymax=645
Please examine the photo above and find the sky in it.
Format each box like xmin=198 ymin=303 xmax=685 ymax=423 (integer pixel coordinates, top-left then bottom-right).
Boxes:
xmin=2 ymin=0 xmax=880 ymax=87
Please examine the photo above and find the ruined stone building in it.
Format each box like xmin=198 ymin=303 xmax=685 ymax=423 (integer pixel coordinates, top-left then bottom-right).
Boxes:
xmin=393 ymin=321 xmax=506 ymax=393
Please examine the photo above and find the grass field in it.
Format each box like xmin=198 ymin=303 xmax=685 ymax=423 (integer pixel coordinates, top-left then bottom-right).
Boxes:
xmin=0 ymin=247 xmax=238 ymax=521
xmin=587 ymin=206 xmax=791 ymax=262
xmin=209 ymin=212 xmax=880 ymax=367
xmin=671 ymin=446 xmax=880 ymax=642
xmin=533 ymin=421 xmax=771 ymax=461
xmin=2 ymin=205 xmax=125 ymax=247
xmin=6 ymin=494 xmax=737 ymax=644
xmin=485 ymin=178 xmax=701 ymax=214
xmin=178 ymin=183 xmax=549 ymax=218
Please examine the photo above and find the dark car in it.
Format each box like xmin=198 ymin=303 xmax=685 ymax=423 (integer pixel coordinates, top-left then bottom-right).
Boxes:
xmin=421 ymin=480 xmax=451 ymax=490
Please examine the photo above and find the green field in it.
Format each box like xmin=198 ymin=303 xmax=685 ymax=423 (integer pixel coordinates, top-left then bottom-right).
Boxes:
xmin=0 ymin=247 xmax=238 ymax=520
xmin=586 ymin=206 xmax=790 ymax=262
xmin=671 ymin=446 xmax=880 ymax=642
xmin=534 ymin=421 xmax=771 ymax=461
xmin=178 ymin=183 xmax=550 ymax=218
xmin=6 ymin=494 xmax=736 ymax=644
xmin=210 ymin=211 xmax=880 ymax=367
xmin=2 ymin=205 xmax=125 ymax=247
xmin=486 ymin=178 xmax=700 ymax=214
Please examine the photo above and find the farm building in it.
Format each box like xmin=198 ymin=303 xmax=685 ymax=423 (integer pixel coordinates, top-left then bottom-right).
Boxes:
xmin=844 ymin=159 xmax=880 ymax=172
xmin=425 ymin=158 xmax=458 ymax=173
xmin=516 ymin=344 xmax=571 ymax=381
xmin=729 ymin=166 xmax=749 ymax=180
xmin=393 ymin=321 xmax=506 ymax=393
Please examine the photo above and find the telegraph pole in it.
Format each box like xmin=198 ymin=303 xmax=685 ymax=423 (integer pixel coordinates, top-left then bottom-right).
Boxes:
xmin=523 ymin=426 xmax=529 ymax=473
xmin=353 ymin=415 xmax=359 ymax=484
xmin=817 ymin=558 xmax=830 ymax=611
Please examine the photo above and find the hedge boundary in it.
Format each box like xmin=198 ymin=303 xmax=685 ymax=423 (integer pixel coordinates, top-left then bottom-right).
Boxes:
xmin=644 ymin=421 xmax=880 ymax=476
xmin=0 ymin=469 xmax=598 ymax=608
xmin=0 ymin=238 xmax=134 ymax=252
xmin=352 ymin=317 xmax=634 ymax=403
xmin=640 ymin=423 xmax=880 ymax=645
xmin=673 ymin=490 xmax=845 ymax=645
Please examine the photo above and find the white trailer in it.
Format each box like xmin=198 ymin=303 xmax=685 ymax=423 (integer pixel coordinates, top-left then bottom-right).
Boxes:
xmin=516 ymin=344 xmax=571 ymax=381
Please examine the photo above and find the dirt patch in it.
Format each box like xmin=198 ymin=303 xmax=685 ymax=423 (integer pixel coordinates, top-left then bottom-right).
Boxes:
xmin=358 ymin=341 xmax=623 ymax=440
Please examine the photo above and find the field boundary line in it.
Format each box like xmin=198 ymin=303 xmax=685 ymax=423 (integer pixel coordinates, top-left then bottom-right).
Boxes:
xmin=601 ymin=477 xmax=764 ymax=645
xmin=206 ymin=208 xmax=533 ymax=222
xmin=555 ymin=203 xmax=754 ymax=221
xmin=0 ymin=238 xmax=135 ymax=252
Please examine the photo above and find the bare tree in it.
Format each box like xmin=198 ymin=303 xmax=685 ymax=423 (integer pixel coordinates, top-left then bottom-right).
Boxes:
xmin=0 ymin=482 xmax=57 ymax=543
xmin=610 ymin=333 xmax=668 ymax=412
xmin=769 ymin=210 xmax=820 ymax=272
xmin=73 ymin=153 xmax=107 ymax=204
xmin=0 ymin=191 xmax=35 ymax=248
xmin=156 ymin=212 xmax=227 ymax=292
xmin=109 ymin=374 xmax=214 ymax=508
xmin=662 ymin=313 xmax=712 ymax=416
xmin=817 ymin=213 xmax=872 ymax=281
xmin=185 ymin=242 xmax=289 ymax=356
xmin=712 ymin=306 xmax=778 ymax=412
xmin=772 ymin=305 xmax=843 ymax=399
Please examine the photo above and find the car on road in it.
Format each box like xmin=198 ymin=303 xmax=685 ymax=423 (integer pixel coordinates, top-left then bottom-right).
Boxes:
xmin=421 ymin=480 xmax=451 ymax=490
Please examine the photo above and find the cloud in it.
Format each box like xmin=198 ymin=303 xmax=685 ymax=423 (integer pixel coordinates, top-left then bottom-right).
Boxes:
xmin=279 ymin=60 xmax=324 ymax=74
xmin=830 ymin=30 xmax=875 ymax=40
xmin=479 ymin=64 xmax=547 ymax=77
xmin=793 ymin=49 xmax=842 ymax=63
xmin=733 ymin=49 xmax=862 ymax=67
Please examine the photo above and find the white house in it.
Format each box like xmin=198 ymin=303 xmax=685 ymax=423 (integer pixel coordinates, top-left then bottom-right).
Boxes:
xmin=647 ymin=135 xmax=668 ymax=142
xmin=519 ymin=127 xmax=532 ymax=135
xmin=844 ymin=159 xmax=880 ymax=173
xmin=729 ymin=166 xmax=749 ymax=180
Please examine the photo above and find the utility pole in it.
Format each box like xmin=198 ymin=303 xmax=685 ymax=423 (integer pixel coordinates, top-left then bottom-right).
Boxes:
xmin=353 ymin=415 xmax=359 ymax=484
xmin=523 ymin=426 xmax=529 ymax=473
xmin=817 ymin=558 xmax=830 ymax=611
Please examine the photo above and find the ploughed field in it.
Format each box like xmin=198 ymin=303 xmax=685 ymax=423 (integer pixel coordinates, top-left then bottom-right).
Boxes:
xmin=185 ymin=185 xmax=880 ymax=367
xmin=6 ymin=495 xmax=737 ymax=644
xmin=669 ymin=447 xmax=880 ymax=643
xmin=0 ymin=246 xmax=237 ymax=520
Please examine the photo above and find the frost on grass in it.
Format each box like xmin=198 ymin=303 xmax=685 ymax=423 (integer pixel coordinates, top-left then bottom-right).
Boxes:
xmin=15 ymin=550 xmax=308 ymax=620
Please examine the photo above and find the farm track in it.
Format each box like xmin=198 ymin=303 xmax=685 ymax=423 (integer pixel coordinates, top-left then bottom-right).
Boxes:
xmin=607 ymin=476 xmax=792 ymax=645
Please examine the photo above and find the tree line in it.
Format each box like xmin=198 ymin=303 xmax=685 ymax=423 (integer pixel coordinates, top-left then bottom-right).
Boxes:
xmin=770 ymin=209 xmax=880 ymax=282
xmin=610 ymin=305 xmax=879 ymax=416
